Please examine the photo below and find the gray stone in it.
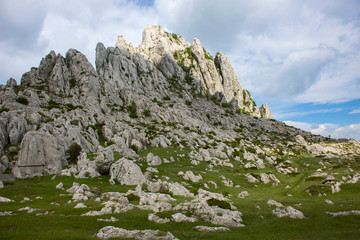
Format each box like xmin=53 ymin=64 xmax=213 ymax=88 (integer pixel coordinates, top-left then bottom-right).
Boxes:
xmin=13 ymin=131 xmax=66 ymax=178
xmin=109 ymin=157 xmax=146 ymax=185
xmin=96 ymin=226 xmax=178 ymax=240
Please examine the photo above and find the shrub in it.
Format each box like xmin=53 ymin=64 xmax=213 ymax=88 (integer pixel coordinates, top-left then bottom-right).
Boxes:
xmin=66 ymin=143 xmax=82 ymax=164
xmin=125 ymin=193 xmax=140 ymax=203
xmin=127 ymin=101 xmax=138 ymax=118
xmin=70 ymin=78 xmax=76 ymax=89
xmin=207 ymin=198 xmax=231 ymax=210
xmin=47 ymin=100 xmax=61 ymax=109
xmin=163 ymin=96 xmax=171 ymax=101
xmin=16 ymin=97 xmax=29 ymax=105
xmin=185 ymin=100 xmax=192 ymax=106
xmin=0 ymin=107 xmax=10 ymax=113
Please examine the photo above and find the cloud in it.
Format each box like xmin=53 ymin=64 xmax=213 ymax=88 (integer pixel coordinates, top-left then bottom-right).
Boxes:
xmin=349 ymin=108 xmax=360 ymax=114
xmin=273 ymin=108 xmax=343 ymax=119
xmin=1 ymin=0 xmax=359 ymax=106
xmin=284 ymin=120 xmax=360 ymax=140
xmin=0 ymin=0 xmax=158 ymax=84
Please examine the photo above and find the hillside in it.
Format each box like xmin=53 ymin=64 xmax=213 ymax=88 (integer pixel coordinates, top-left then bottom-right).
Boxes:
xmin=0 ymin=25 xmax=359 ymax=239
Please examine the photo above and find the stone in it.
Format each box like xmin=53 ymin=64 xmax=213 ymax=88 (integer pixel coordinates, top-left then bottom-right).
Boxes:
xmin=267 ymin=200 xmax=283 ymax=208
xmin=56 ymin=182 xmax=64 ymax=189
xmin=148 ymin=213 xmax=171 ymax=224
xmin=171 ymin=213 xmax=197 ymax=222
xmin=6 ymin=78 xmax=17 ymax=87
xmin=97 ymin=216 xmax=118 ymax=222
xmin=0 ymin=181 xmax=3 ymax=188
xmin=245 ymin=173 xmax=259 ymax=183
xmin=331 ymin=182 xmax=342 ymax=193
xmin=76 ymin=152 xmax=101 ymax=178
xmin=238 ymin=191 xmax=249 ymax=198
xmin=96 ymin=226 xmax=178 ymax=240
xmin=0 ymin=155 xmax=9 ymax=173
xmin=325 ymin=199 xmax=334 ymax=205
xmin=326 ymin=210 xmax=360 ymax=216
xmin=179 ymin=170 xmax=203 ymax=182
xmin=109 ymin=157 xmax=146 ymax=185
xmin=0 ymin=196 xmax=13 ymax=202
xmin=13 ymin=131 xmax=66 ymax=178
xmin=193 ymin=226 xmax=230 ymax=232
xmin=272 ymin=206 xmax=305 ymax=219
xmin=74 ymin=203 xmax=87 ymax=208
xmin=146 ymin=153 xmax=162 ymax=166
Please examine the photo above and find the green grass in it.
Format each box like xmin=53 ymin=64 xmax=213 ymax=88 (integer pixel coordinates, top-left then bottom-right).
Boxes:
xmin=1 ymin=148 xmax=360 ymax=239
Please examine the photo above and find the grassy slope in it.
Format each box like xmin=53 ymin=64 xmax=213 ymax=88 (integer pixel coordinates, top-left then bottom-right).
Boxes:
xmin=0 ymin=147 xmax=359 ymax=239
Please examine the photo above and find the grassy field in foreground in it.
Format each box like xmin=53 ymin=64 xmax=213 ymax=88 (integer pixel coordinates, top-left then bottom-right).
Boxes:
xmin=0 ymin=147 xmax=360 ymax=239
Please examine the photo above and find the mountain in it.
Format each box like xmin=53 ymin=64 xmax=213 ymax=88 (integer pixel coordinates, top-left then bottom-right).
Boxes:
xmin=0 ymin=25 xmax=359 ymax=239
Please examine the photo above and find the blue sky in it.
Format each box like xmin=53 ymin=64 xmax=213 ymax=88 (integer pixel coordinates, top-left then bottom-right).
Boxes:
xmin=0 ymin=0 xmax=359 ymax=140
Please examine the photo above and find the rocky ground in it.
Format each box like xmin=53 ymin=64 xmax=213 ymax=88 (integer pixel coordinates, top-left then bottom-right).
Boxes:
xmin=0 ymin=25 xmax=359 ymax=239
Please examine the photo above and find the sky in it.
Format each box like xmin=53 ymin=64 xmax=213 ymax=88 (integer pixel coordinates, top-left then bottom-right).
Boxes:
xmin=0 ymin=0 xmax=360 ymax=140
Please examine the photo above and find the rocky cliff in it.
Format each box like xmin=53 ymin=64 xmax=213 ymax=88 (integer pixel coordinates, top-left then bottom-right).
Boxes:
xmin=0 ymin=25 xmax=357 ymax=180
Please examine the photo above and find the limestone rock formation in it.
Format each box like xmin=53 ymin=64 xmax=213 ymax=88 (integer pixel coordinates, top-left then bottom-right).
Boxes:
xmin=109 ymin=157 xmax=146 ymax=185
xmin=13 ymin=131 xmax=66 ymax=178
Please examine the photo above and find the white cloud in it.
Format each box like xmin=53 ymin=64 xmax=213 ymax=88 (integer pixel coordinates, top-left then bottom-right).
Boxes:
xmin=1 ymin=0 xmax=359 ymax=106
xmin=349 ymin=108 xmax=360 ymax=114
xmin=284 ymin=120 xmax=360 ymax=140
xmin=273 ymin=108 xmax=343 ymax=119
xmin=0 ymin=0 xmax=158 ymax=84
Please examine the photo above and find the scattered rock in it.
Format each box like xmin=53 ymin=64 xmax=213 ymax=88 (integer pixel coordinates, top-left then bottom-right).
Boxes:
xmin=0 ymin=181 xmax=3 ymax=188
xmin=193 ymin=226 xmax=230 ymax=232
xmin=326 ymin=210 xmax=360 ymax=216
xmin=272 ymin=206 xmax=305 ymax=219
xmin=267 ymin=200 xmax=283 ymax=208
xmin=56 ymin=182 xmax=64 ymax=189
xmin=178 ymin=170 xmax=203 ymax=182
xmin=171 ymin=213 xmax=197 ymax=222
xmin=0 ymin=196 xmax=14 ymax=202
xmin=109 ymin=157 xmax=146 ymax=185
xmin=0 ymin=211 xmax=13 ymax=216
xmin=238 ymin=191 xmax=249 ymax=198
xmin=97 ymin=216 xmax=118 ymax=222
xmin=146 ymin=153 xmax=162 ymax=166
xmin=148 ymin=213 xmax=171 ymax=224
xmin=96 ymin=226 xmax=178 ymax=240
xmin=325 ymin=199 xmax=334 ymax=205
xmin=74 ymin=203 xmax=87 ymax=208
xmin=245 ymin=173 xmax=259 ymax=183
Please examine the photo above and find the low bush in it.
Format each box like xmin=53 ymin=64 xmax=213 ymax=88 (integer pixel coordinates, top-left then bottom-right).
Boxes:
xmin=207 ymin=198 xmax=231 ymax=210
xmin=66 ymin=143 xmax=82 ymax=164
xmin=16 ymin=97 xmax=29 ymax=105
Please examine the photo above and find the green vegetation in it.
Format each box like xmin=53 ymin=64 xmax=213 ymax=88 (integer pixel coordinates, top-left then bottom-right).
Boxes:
xmin=142 ymin=109 xmax=151 ymax=117
xmin=0 ymin=107 xmax=10 ymax=113
xmin=127 ymin=101 xmax=138 ymax=118
xmin=16 ymin=96 xmax=29 ymax=105
xmin=0 ymin=146 xmax=359 ymax=239
xmin=69 ymin=78 xmax=76 ymax=89
xmin=65 ymin=143 xmax=82 ymax=164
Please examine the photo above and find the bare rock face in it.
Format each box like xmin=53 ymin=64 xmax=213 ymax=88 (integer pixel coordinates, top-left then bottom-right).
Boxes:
xmin=109 ymin=157 xmax=146 ymax=185
xmin=259 ymin=103 xmax=274 ymax=119
xmin=13 ymin=131 xmax=66 ymax=178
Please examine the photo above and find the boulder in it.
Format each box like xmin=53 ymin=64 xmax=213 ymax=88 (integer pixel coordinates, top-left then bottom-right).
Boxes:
xmin=171 ymin=213 xmax=197 ymax=223
xmin=238 ymin=191 xmax=249 ymax=198
xmin=76 ymin=152 xmax=101 ymax=178
xmin=178 ymin=170 xmax=203 ymax=182
xmin=146 ymin=153 xmax=162 ymax=166
xmin=109 ymin=157 xmax=146 ymax=185
xmin=0 ymin=155 xmax=9 ymax=173
xmin=13 ymin=131 xmax=66 ymax=178
xmin=96 ymin=226 xmax=178 ymax=240
xmin=272 ymin=206 xmax=305 ymax=219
